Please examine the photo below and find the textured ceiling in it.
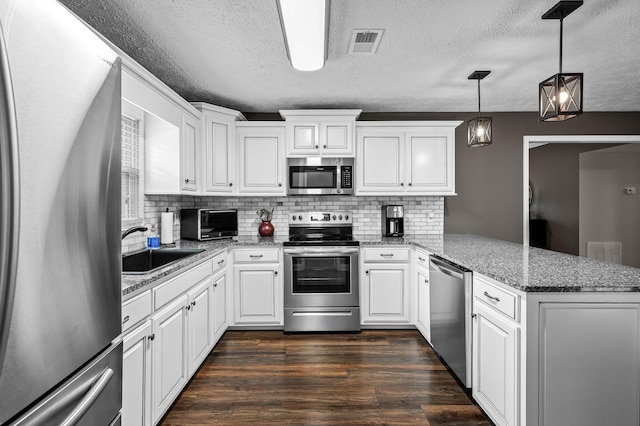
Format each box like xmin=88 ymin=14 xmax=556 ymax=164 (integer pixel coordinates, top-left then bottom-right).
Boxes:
xmin=58 ymin=0 xmax=640 ymax=113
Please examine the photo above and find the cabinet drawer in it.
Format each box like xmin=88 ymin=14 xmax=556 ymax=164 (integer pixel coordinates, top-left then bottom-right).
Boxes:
xmin=122 ymin=290 xmax=152 ymax=332
xmin=211 ymin=250 xmax=227 ymax=274
xmin=415 ymin=249 xmax=430 ymax=267
xmin=363 ymin=247 xmax=410 ymax=263
xmin=474 ymin=276 xmax=518 ymax=320
xmin=154 ymin=259 xmax=212 ymax=310
xmin=233 ymin=248 xmax=280 ymax=263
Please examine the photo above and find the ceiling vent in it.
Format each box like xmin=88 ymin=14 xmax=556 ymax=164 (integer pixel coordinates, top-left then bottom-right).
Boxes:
xmin=348 ymin=29 xmax=384 ymax=54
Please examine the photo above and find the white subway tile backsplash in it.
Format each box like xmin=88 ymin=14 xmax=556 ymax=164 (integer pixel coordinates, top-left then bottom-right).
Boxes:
xmin=122 ymin=194 xmax=444 ymax=254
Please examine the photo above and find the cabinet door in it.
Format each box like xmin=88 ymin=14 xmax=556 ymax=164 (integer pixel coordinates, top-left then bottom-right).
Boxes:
xmin=237 ymin=126 xmax=285 ymax=194
xmin=151 ymin=295 xmax=188 ymax=423
xmin=204 ymin=118 xmax=234 ymax=193
xmin=357 ymin=129 xmax=404 ymax=193
xmin=321 ymin=121 xmax=354 ymax=156
xmin=286 ymin=122 xmax=319 ymax=156
xmin=212 ymin=270 xmax=228 ymax=344
xmin=416 ymin=267 xmax=431 ymax=342
xmin=361 ymin=264 xmax=410 ymax=324
xmin=122 ymin=320 xmax=152 ymax=426
xmin=233 ymin=264 xmax=283 ymax=325
xmin=181 ymin=113 xmax=199 ymax=191
xmin=472 ymin=301 xmax=518 ymax=426
xmin=187 ymin=279 xmax=212 ymax=377
xmin=405 ymin=132 xmax=452 ymax=193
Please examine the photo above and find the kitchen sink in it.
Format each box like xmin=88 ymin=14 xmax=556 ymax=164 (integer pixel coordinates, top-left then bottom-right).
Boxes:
xmin=122 ymin=248 xmax=205 ymax=274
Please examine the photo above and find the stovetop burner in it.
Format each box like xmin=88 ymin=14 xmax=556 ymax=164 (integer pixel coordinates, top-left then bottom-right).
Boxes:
xmin=286 ymin=211 xmax=357 ymax=247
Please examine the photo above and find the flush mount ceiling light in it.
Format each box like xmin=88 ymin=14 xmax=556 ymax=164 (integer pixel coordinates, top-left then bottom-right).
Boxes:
xmin=467 ymin=70 xmax=492 ymax=148
xmin=277 ymin=0 xmax=329 ymax=71
xmin=539 ymin=0 xmax=583 ymax=122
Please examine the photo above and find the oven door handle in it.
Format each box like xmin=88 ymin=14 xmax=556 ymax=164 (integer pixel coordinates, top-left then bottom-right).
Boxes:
xmin=284 ymin=247 xmax=359 ymax=256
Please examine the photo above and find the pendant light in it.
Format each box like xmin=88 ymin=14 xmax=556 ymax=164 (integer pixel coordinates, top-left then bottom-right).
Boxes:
xmin=467 ymin=70 xmax=492 ymax=148
xmin=539 ymin=0 xmax=583 ymax=122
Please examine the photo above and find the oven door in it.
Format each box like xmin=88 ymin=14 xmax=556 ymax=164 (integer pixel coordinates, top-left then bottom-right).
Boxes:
xmin=283 ymin=247 xmax=359 ymax=308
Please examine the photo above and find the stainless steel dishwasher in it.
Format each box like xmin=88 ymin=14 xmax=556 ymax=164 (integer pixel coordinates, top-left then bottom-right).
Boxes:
xmin=429 ymin=255 xmax=473 ymax=388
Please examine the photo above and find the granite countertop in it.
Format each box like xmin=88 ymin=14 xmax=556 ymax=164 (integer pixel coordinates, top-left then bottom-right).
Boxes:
xmin=362 ymin=234 xmax=640 ymax=293
xmin=122 ymin=236 xmax=285 ymax=300
xmin=123 ymin=234 xmax=640 ymax=299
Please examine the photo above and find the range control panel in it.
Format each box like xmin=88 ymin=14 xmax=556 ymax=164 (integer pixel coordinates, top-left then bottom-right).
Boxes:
xmin=289 ymin=211 xmax=352 ymax=225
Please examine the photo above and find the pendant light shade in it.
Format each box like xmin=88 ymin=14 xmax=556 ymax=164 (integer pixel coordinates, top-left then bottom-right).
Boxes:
xmin=538 ymin=1 xmax=583 ymax=122
xmin=467 ymin=70 xmax=492 ymax=148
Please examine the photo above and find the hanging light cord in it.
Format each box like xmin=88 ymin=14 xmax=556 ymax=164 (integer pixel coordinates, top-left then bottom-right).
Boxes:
xmin=477 ymin=79 xmax=482 ymax=115
xmin=558 ymin=17 xmax=564 ymax=74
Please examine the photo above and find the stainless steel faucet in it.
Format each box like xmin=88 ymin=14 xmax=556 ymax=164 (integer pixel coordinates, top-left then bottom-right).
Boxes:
xmin=121 ymin=225 xmax=148 ymax=240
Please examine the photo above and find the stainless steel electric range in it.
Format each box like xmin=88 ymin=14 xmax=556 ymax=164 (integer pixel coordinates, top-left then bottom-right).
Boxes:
xmin=283 ymin=211 xmax=360 ymax=332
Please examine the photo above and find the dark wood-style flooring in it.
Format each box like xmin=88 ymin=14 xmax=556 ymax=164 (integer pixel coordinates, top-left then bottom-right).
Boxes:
xmin=160 ymin=330 xmax=492 ymax=425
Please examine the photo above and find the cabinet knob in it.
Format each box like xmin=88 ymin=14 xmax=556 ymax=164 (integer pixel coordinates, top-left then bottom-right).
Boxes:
xmin=213 ymin=283 xmax=217 ymax=288
xmin=229 ymin=182 xmax=233 ymax=187
xmin=185 ymin=178 xmax=190 ymax=183
xmin=408 ymin=182 xmax=412 ymax=186
xmin=148 ymin=334 xmax=155 ymax=341
xmin=400 ymin=182 xmax=404 ymax=186
xmin=315 ymin=145 xmax=319 ymax=149
xmin=278 ymin=183 xmax=282 ymax=187
xmin=274 ymin=270 xmax=278 ymax=276
xmin=186 ymin=305 xmax=191 ymax=311
xmin=192 ymin=300 xmax=197 ymax=306
xmin=365 ymin=270 xmax=369 ymax=274
xmin=323 ymin=144 xmax=327 ymax=149
xmin=472 ymin=313 xmax=477 ymax=319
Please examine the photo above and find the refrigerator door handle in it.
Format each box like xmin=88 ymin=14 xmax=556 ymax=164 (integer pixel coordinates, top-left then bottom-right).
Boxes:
xmin=0 ymin=23 xmax=20 ymax=373
xmin=60 ymin=368 xmax=114 ymax=426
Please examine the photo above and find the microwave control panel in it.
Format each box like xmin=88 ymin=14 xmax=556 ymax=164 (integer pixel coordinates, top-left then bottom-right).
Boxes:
xmin=341 ymin=166 xmax=353 ymax=189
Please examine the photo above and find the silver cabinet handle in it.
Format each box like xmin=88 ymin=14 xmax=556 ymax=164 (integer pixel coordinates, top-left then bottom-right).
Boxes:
xmin=148 ymin=334 xmax=155 ymax=341
xmin=192 ymin=300 xmax=196 ymax=306
xmin=483 ymin=291 xmax=500 ymax=302
xmin=380 ymin=253 xmax=394 ymax=258
xmin=122 ymin=315 xmax=130 ymax=325
xmin=218 ymin=259 xmax=225 ymax=265
xmin=418 ymin=257 xmax=426 ymax=262
xmin=250 ymin=254 xmax=263 ymax=259
xmin=60 ymin=368 xmax=114 ymax=426
xmin=186 ymin=304 xmax=191 ymax=311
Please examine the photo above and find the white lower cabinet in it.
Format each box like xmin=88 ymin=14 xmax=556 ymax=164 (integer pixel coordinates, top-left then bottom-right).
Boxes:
xmin=472 ymin=299 xmax=518 ymax=426
xmin=122 ymin=319 xmax=152 ymax=426
xmin=233 ymin=264 xmax=282 ymax=325
xmin=415 ymin=270 xmax=430 ymax=342
xmin=231 ymin=248 xmax=283 ymax=327
xmin=187 ymin=278 xmax=213 ymax=376
xmin=212 ymin=269 xmax=228 ymax=344
xmin=151 ymin=294 xmax=189 ymax=423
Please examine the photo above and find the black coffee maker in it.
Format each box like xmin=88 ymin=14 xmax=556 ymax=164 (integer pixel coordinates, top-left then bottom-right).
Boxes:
xmin=381 ymin=205 xmax=404 ymax=237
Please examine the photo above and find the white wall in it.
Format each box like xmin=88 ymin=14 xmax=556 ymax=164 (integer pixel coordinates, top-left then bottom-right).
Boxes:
xmin=579 ymin=145 xmax=640 ymax=268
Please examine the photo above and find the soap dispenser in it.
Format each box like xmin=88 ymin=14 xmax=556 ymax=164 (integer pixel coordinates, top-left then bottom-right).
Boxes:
xmin=147 ymin=224 xmax=160 ymax=249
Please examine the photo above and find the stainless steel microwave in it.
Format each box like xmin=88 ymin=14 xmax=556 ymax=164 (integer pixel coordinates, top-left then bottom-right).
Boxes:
xmin=287 ymin=157 xmax=354 ymax=195
xmin=180 ymin=209 xmax=238 ymax=240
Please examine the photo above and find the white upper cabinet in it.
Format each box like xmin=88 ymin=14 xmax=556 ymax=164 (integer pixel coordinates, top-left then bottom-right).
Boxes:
xmin=236 ymin=123 xmax=286 ymax=195
xmin=122 ymin=66 xmax=202 ymax=195
xmin=356 ymin=121 xmax=461 ymax=195
xmin=280 ymin=110 xmax=361 ymax=157
xmin=180 ymin=113 xmax=199 ymax=192
xmin=192 ymin=102 xmax=245 ymax=194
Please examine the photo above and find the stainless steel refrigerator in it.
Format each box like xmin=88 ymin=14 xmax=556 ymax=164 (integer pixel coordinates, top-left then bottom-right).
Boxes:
xmin=0 ymin=0 xmax=122 ymax=424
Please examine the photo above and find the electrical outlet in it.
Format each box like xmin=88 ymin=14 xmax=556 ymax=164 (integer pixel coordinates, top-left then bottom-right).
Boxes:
xmin=624 ymin=187 xmax=637 ymax=195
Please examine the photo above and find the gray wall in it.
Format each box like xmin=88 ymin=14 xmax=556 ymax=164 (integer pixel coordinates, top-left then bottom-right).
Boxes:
xmin=529 ymin=143 xmax=618 ymax=255
xmin=580 ymin=147 xmax=640 ymax=267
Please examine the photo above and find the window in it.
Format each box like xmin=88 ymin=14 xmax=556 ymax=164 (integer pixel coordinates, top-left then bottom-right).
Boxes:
xmin=121 ymin=102 xmax=144 ymax=225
